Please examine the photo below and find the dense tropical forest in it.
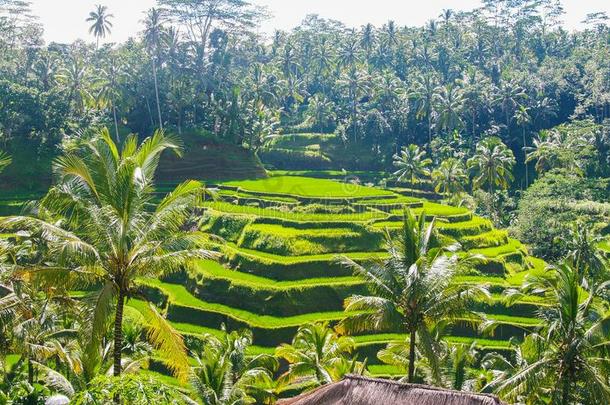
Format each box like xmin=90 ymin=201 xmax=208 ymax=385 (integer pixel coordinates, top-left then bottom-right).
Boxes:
xmin=0 ymin=0 xmax=609 ymax=403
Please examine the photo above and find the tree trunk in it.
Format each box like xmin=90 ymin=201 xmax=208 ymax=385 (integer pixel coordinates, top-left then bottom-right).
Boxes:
xmin=408 ymin=326 xmax=416 ymax=383
xmin=152 ymin=58 xmax=163 ymax=130
xmin=113 ymin=290 xmax=125 ymax=377
xmin=522 ymin=127 xmax=528 ymax=187
xmin=113 ymin=104 xmax=120 ymax=143
xmin=28 ymin=357 xmax=33 ymax=384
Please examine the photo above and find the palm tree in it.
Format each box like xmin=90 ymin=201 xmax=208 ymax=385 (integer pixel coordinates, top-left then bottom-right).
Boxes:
xmin=467 ymin=137 xmax=515 ymax=195
xmin=337 ymin=209 xmax=489 ymax=383
xmin=87 ymin=5 xmax=113 ymax=49
xmin=433 ymin=83 xmax=465 ymax=135
xmin=514 ymin=105 xmax=531 ymax=187
xmin=97 ymin=57 xmax=124 ymax=142
xmin=276 ymin=323 xmax=365 ymax=388
xmin=492 ymin=79 xmax=526 ymax=130
xmin=432 ymin=158 xmax=468 ymax=197
xmin=1 ymin=128 xmax=213 ymax=383
xmin=190 ymin=329 xmax=278 ymax=405
xmin=143 ymin=8 xmax=165 ymax=130
xmin=382 ymin=339 xmax=481 ymax=389
xmin=411 ymin=73 xmax=439 ymax=147
xmin=562 ymin=222 xmax=608 ymax=280
xmin=525 ymin=129 xmax=563 ymax=175
xmin=55 ymin=56 xmax=94 ymax=113
xmin=392 ymin=144 xmax=432 ymax=195
xmin=0 ymin=151 xmax=11 ymax=173
xmin=497 ymin=261 xmax=610 ymax=404
xmin=306 ymin=93 xmax=336 ymax=132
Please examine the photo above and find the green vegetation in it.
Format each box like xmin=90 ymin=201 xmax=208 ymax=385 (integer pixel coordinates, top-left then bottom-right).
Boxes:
xmin=1 ymin=0 xmax=609 ymax=403
xmin=223 ymin=176 xmax=392 ymax=199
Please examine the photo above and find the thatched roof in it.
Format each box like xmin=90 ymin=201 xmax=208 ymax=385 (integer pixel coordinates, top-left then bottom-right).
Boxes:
xmin=278 ymin=375 xmax=506 ymax=405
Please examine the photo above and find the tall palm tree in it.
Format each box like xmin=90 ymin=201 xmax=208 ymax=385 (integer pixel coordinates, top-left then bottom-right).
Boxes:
xmin=525 ymin=129 xmax=564 ymax=175
xmin=492 ymin=79 xmax=526 ymax=130
xmin=467 ymin=137 xmax=515 ymax=194
xmin=55 ymin=56 xmax=94 ymax=113
xmin=190 ymin=329 xmax=278 ymax=405
xmin=411 ymin=73 xmax=439 ymax=147
xmin=392 ymin=144 xmax=432 ymax=195
xmin=276 ymin=323 xmax=365 ymax=388
xmin=433 ymin=83 xmax=465 ymax=135
xmin=514 ymin=105 xmax=531 ymax=187
xmin=432 ymin=157 xmax=468 ymax=197
xmin=87 ymin=5 xmax=113 ymax=49
xmin=1 ymin=128 xmax=213 ymax=383
xmin=143 ymin=8 xmax=165 ymax=130
xmin=337 ymin=209 xmax=489 ymax=383
xmin=97 ymin=57 xmax=124 ymax=142
xmin=497 ymin=261 xmax=610 ymax=404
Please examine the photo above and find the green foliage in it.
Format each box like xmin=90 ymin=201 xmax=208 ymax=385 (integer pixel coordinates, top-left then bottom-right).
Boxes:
xmin=223 ymin=176 xmax=391 ymax=198
xmin=515 ymin=169 xmax=610 ymax=260
xmin=238 ymin=223 xmax=383 ymax=256
xmin=338 ymin=208 xmax=490 ymax=382
xmin=276 ymin=323 xmax=365 ymax=387
xmin=70 ymin=374 xmax=186 ymax=404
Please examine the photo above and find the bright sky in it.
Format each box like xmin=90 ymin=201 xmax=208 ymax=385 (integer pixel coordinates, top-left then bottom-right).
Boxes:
xmin=29 ymin=0 xmax=610 ymax=44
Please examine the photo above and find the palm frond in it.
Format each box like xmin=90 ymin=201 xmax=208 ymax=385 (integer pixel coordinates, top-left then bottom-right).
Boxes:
xmin=144 ymin=302 xmax=189 ymax=383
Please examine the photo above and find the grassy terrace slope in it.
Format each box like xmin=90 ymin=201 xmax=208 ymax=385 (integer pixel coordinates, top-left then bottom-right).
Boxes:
xmin=134 ymin=174 xmax=546 ymax=377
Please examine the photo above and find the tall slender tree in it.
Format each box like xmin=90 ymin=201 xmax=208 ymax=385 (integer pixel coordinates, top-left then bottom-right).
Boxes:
xmin=87 ymin=5 xmax=113 ymax=49
xmin=142 ymin=8 xmax=165 ymax=130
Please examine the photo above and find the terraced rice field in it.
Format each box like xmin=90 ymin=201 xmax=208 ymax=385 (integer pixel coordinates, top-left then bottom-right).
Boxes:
xmin=130 ymin=174 xmax=549 ymax=378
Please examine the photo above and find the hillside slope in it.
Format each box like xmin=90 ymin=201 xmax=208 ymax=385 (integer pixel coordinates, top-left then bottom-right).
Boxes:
xmin=157 ymin=133 xmax=267 ymax=182
xmin=135 ymin=174 xmax=547 ymax=379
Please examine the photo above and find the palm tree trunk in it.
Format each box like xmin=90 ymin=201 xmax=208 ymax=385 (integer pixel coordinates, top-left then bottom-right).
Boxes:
xmin=113 ymin=103 xmax=120 ymax=143
xmin=152 ymin=58 xmax=163 ymax=130
xmin=522 ymin=127 xmax=528 ymax=187
xmin=113 ymin=290 xmax=125 ymax=377
xmin=28 ymin=356 xmax=33 ymax=384
xmin=408 ymin=326 xmax=416 ymax=383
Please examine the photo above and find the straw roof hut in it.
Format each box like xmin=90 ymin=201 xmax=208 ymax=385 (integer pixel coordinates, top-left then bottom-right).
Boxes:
xmin=278 ymin=375 xmax=507 ymax=405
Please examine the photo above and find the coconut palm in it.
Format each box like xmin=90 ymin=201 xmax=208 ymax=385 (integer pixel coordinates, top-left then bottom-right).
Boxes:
xmin=1 ymin=128 xmax=213 ymax=383
xmin=190 ymin=329 xmax=278 ymax=405
xmin=514 ymin=105 xmax=531 ymax=187
xmin=498 ymin=261 xmax=610 ymax=404
xmin=432 ymin=158 xmax=468 ymax=197
xmin=142 ymin=8 xmax=166 ymax=130
xmin=87 ymin=5 xmax=113 ymax=49
xmin=390 ymin=340 xmax=480 ymax=389
xmin=433 ymin=83 xmax=465 ymax=135
xmin=525 ymin=129 xmax=565 ymax=175
xmin=276 ymin=323 xmax=365 ymax=388
xmin=306 ymin=93 xmax=336 ymax=132
xmin=337 ymin=209 xmax=489 ymax=383
xmin=411 ymin=73 xmax=439 ymax=147
xmin=392 ymin=144 xmax=432 ymax=195
xmin=562 ymin=222 xmax=608 ymax=281
xmin=467 ymin=137 xmax=515 ymax=194
xmin=0 ymin=151 xmax=10 ymax=173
